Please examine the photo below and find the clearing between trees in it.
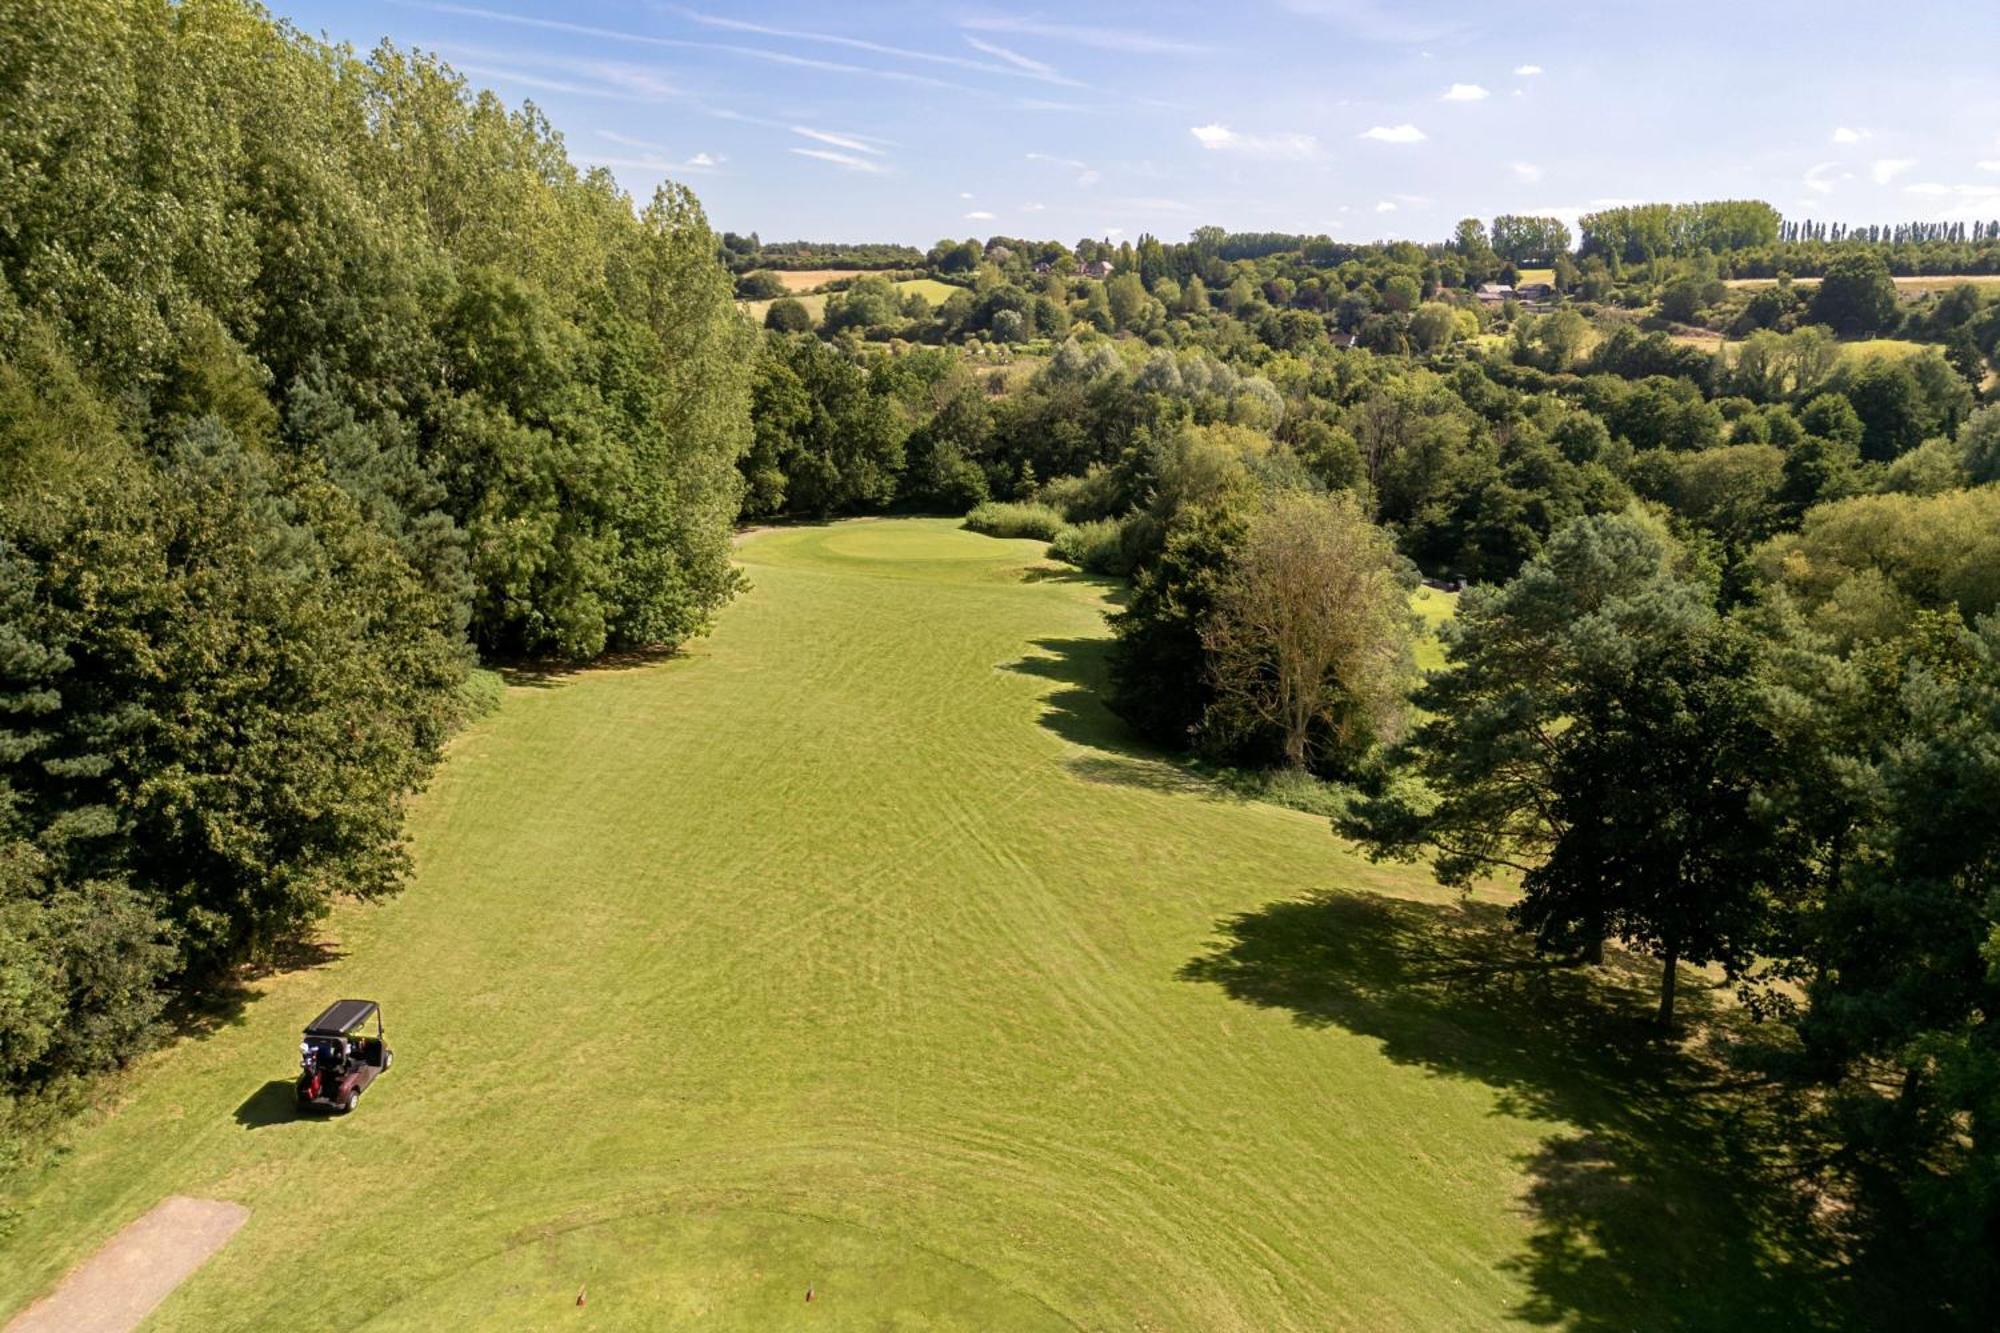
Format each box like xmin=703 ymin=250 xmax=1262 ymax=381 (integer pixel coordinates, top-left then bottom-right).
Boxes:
xmin=0 ymin=520 xmax=1831 ymax=1330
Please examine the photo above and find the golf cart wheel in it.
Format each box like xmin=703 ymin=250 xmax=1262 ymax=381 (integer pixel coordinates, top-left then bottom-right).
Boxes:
xmin=382 ymin=1049 xmax=393 ymax=1071
xmin=337 ymin=1089 xmax=357 ymax=1115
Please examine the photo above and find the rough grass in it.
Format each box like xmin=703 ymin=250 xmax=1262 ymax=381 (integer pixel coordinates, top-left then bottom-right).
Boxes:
xmin=0 ymin=519 xmax=1841 ymax=1330
xmin=963 ymin=500 xmax=1066 ymax=541
xmin=1045 ymin=517 xmax=1129 ymax=575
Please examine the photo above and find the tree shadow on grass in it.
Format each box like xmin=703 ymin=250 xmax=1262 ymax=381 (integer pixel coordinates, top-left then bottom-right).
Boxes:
xmin=1018 ymin=565 xmax=1130 ymax=607
xmin=171 ymin=938 xmax=347 ymax=1040
xmin=1181 ymin=891 xmax=1850 ymax=1331
xmin=999 ymin=637 xmax=1239 ymax=801
xmin=497 ymin=646 xmax=683 ymax=690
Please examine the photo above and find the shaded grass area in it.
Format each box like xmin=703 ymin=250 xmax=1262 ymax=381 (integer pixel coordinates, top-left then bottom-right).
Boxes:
xmin=1181 ymin=893 xmax=1846 ymax=1331
xmin=0 ymin=518 xmax=1843 ymax=1330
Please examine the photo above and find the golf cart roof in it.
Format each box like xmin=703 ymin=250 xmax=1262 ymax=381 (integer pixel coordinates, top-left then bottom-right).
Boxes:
xmin=304 ymin=999 xmax=380 ymax=1036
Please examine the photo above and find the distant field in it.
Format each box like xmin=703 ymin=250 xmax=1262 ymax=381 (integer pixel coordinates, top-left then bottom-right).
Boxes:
xmin=1665 ymin=331 xmax=1932 ymax=367
xmin=1837 ymin=337 xmax=1929 ymax=363
xmin=1513 ymin=267 xmax=1555 ymax=287
xmin=769 ymin=268 xmax=873 ymax=292
xmin=1724 ymin=274 xmax=2000 ymax=292
xmin=740 ymin=292 xmax=827 ymax=324
xmin=897 ymin=277 xmax=960 ymax=306
xmin=740 ymin=277 xmax=964 ymax=327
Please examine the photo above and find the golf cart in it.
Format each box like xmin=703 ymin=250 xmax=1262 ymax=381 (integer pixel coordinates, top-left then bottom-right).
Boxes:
xmin=296 ymin=999 xmax=392 ymax=1114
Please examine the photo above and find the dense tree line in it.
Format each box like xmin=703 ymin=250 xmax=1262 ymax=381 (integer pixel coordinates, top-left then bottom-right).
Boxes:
xmin=0 ymin=0 xmax=747 ymax=1136
xmin=1782 ymin=217 xmax=2000 ymax=245
xmin=720 ymin=233 xmax=923 ymax=272
xmin=1579 ymin=201 xmax=1783 ymax=261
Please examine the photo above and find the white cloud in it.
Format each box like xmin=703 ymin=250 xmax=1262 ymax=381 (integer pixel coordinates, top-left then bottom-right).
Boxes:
xmin=450 ymin=60 xmax=659 ymax=102
xmin=1022 ymin=202 xmax=1047 ymax=212
xmin=1831 ymin=126 xmax=1869 ymax=145
xmin=959 ymin=191 xmax=973 ymax=199
xmin=599 ymin=130 xmax=668 ymax=151
xmin=1027 ymin=150 xmax=1100 ymax=186
xmin=789 ymin=147 xmax=889 ymax=174
xmin=1872 ymin=157 xmax=1917 ymax=184
xmin=1979 ymin=160 xmax=2000 ymax=172
xmin=1279 ymin=1 xmax=1463 ymax=44
xmin=1511 ymin=161 xmax=1543 ymax=183
xmin=1104 ymin=227 xmax=1125 ymax=238
xmin=792 ymin=126 xmax=885 ymax=155
xmin=1441 ymin=83 xmax=1489 ymax=101
xmin=431 ymin=7 xmax=970 ymax=92
xmin=1359 ymin=123 xmax=1427 ymax=144
xmin=964 ymin=209 xmax=996 ymax=220
xmin=963 ymin=36 xmax=1060 ymax=79
xmin=1189 ymin=123 xmax=1318 ymax=159
xmin=584 ymin=133 xmax=725 ymax=173
xmin=1804 ymin=161 xmax=1851 ymax=194
xmin=1375 ymin=200 xmax=1397 ymax=212
xmin=961 ymin=16 xmax=1210 ymax=56
xmin=1513 ymin=63 xmax=1543 ymax=75
xmin=1904 ymin=181 xmax=2000 ymax=198
xmin=680 ymin=10 xmax=1083 ymax=86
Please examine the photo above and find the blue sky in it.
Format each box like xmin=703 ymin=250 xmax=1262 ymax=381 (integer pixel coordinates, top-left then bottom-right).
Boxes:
xmin=271 ymin=1 xmax=2000 ymax=247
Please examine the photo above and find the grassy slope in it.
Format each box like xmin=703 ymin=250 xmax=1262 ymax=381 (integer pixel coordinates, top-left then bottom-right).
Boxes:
xmin=0 ymin=520 xmax=1826 ymax=1331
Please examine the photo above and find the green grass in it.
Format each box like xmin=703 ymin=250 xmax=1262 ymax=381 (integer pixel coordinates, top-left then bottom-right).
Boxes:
xmin=739 ymin=291 xmax=827 ymax=325
xmin=0 ymin=519 xmax=1834 ymax=1330
xmin=895 ymin=277 xmax=961 ymax=306
xmin=1837 ymin=337 xmax=1928 ymax=363
xmin=1410 ymin=584 xmax=1456 ymax=673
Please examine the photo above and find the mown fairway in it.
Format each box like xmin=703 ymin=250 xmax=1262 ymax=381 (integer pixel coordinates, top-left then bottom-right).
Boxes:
xmin=0 ymin=520 xmax=1820 ymax=1330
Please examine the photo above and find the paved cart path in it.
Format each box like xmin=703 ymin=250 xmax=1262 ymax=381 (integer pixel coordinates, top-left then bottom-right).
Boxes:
xmin=4 ymin=1197 xmax=248 ymax=1333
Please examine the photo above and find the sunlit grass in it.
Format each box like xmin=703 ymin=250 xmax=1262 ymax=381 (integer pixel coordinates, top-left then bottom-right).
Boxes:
xmin=0 ymin=520 xmax=1831 ymax=1331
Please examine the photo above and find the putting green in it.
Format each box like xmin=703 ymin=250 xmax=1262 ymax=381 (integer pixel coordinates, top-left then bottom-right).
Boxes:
xmin=0 ymin=518 xmax=1785 ymax=1330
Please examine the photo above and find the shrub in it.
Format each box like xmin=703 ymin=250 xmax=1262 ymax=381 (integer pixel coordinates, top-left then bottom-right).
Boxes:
xmin=1036 ymin=467 xmax=1125 ymax=522
xmin=1047 ymin=518 xmax=1134 ymax=576
xmin=734 ymin=270 xmax=787 ymax=300
xmin=963 ymin=501 xmax=1065 ymax=542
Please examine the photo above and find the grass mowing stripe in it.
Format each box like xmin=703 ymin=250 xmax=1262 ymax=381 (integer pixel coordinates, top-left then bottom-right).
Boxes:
xmin=0 ymin=518 xmax=1826 ymax=1331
